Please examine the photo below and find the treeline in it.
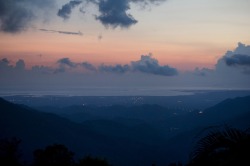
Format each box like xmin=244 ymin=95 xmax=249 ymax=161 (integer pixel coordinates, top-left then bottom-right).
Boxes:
xmin=1 ymin=126 xmax=250 ymax=166
xmin=0 ymin=138 xmax=110 ymax=166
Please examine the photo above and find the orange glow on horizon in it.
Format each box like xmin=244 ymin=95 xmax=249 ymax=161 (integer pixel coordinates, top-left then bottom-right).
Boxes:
xmin=0 ymin=30 xmax=230 ymax=71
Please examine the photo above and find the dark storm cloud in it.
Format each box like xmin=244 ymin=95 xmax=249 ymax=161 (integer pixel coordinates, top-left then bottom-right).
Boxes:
xmin=57 ymin=58 xmax=77 ymax=68
xmin=57 ymin=0 xmax=83 ymax=20
xmin=0 ymin=0 xmax=33 ymax=33
xmin=0 ymin=0 xmax=55 ymax=33
xmin=217 ymin=42 xmax=250 ymax=74
xmin=15 ymin=59 xmax=25 ymax=70
xmin=81 ymin=62 xmax=97 ymax=71
xmin=1 ymin=55 xmax=177 ymax=77
xmin=1 ymin=43 xmax=250 ymax=91
xmin=223 ymin=54 xmax=250 ymax=67
xmin=47 ymin=55 xmax=178 ymax=76
xmin=0 ymin=58 xmax=12 ymax=70
xmin=56 ymin=57 xmax=130 ymax=74
xmin=131 ymin=55 xmax=178 ymax=76
xmin=96 ymin=54 xmax=178 ymax=76
xmin=39 ymin=28 xmax=83 ymax=36
xmin=0 ymin=58 xmax=26 ymax=71
xmin=95 ymin=0 xmax=138 ymax=28
xmin=59 ymin=0 xmax=166 ymax=28
xmin=98 ymin=64 xmax=130 ymax=73
xmin=56 ymin=58 xmax=97 ymax=72
xmin=95 ymin=0 xmax=166 ymax=28
xmin=0 ymin=0 xmax=166 ymax=33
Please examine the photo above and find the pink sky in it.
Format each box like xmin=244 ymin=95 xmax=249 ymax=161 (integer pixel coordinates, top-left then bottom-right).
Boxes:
xmin=1 ymin=0 xmax=250 ymax=72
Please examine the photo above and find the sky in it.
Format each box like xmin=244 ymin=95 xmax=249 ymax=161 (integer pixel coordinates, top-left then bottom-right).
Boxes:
xmin=0 ymin=0 xmax=250 ymax=95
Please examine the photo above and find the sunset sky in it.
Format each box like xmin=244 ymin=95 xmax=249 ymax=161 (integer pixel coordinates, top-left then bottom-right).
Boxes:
xmin=0 ymin=0 xmax=250 ymax=94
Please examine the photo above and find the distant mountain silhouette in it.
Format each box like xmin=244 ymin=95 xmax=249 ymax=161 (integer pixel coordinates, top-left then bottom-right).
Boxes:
xmin=200 ymin=95 xmax=250 ymax=127
xmin=161 ymin=95 xmax=250 ymax=162
xmin=0 ymin=98 xmax=170 ymax=166
xmin=162 ymin=95 xmax=250 ymax=131
xmin=36 ymin=104 xmax=175 ymax=123
xmin=0 ymin=95 xmax=249 ymax=165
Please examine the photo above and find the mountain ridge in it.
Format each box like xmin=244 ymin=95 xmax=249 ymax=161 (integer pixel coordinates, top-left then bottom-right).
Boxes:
xmin=0 ymin=95 xmax=249 ymax=165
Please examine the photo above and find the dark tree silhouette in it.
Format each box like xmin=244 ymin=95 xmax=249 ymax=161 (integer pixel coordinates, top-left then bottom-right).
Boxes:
xmin=0 ymin=137 xmax=22 ymax=166
xmin=188 ymin=126 xmax=250 ymax=166
xmin=77 ymin=155 xmax=111 ymax=166
xmin=32 ymin=144 xmax=74 ymax=166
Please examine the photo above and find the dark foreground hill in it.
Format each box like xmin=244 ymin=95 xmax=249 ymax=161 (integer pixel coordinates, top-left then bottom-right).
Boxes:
xmin=0 ymin=95 xmax=250 ymax=166
xmin=0 ymin=98 xmax=172 ymax=166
